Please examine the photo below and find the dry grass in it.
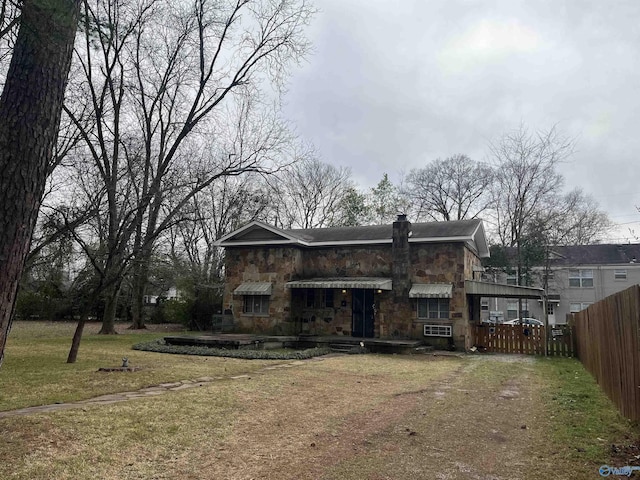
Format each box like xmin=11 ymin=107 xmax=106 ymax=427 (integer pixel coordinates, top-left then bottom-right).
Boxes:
xmin=1 ymin=323 xmax=637 ymax=479
xmin=0 ymin=322 xmax=277 ymax=411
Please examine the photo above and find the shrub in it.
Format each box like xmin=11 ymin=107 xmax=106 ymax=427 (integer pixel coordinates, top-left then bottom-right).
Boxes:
xmin=132 ymin=339 xmax=331 ymax=360
xmin=148 ymin=299 xmax=192 ymax=325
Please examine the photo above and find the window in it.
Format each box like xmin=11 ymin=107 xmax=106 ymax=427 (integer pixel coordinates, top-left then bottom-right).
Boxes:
xmin=306 ymin=289 xmax=315 ymax=307
xmin=569 ymin=302 xmax=591 ymax=313
xmin=423 ymin=324 xmax=452 ymax=337
xmin=481 ymin=299 xmax=489 ymax=311
xmin=322 ymin=289 xmax=334 ymax=308
xmin=417 ymin=298 xmax=450 ymax=319
xmin=546 ymin=303 xmax=554 ymax=315
xmin=614 ymin=269 xmax=627 ymax=280
xmin=243 ymin=295 xmax=269 ymax=315
xmin=569 ymin=269 xmax=593 ymax=288
xmin=143 ymin=295 xmax=156 ymax=305
xmin=507 ymin=301 xmax=518 ymax=320
xmin=306 ymin=289 xmax=334 ymax=308
xmin=506 ymin=273 xmax=517 ymax=285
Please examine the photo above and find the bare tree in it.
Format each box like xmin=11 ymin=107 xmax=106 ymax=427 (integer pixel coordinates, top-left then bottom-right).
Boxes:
xmin=490 ymin=125 xmax=573 ymax=250
xmin=268 ymin=156 xmax=356 ymax=229
xmin=0 ymin=0 xmax=20 ymax=70
xmin=542 ymin=188 xmax=611 ymax=246
xmin=489 ymin=124 xmax=575 ymax=322
xmin=159 ymin=172 xmax=271 ymax=328
xmin=404 ymin=154 xmax=494 ymax=222
xmin=0 ymin=0 xmax=81 ymax=366
xmin=182 ymin=174 xmax=269 ymax=277
xmin=61 ymin=0 xmax=313 ymax=334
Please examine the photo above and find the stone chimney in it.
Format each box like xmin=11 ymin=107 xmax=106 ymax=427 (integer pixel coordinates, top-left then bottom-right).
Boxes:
xmin=392 ymin=214 xmax=411 ymax=300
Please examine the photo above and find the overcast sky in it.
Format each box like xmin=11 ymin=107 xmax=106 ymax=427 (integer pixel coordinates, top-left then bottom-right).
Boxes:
xmin=282 ymin=0 xmax=640 ymax=242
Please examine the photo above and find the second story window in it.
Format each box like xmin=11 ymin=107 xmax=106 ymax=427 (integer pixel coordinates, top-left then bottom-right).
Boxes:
xmin=614 ymin=269 xmax=627 ymax=280
xmin=569 ymin=269 xmax=593 ymax=288
xmin=506 ymin=273 xmax=517 ymax=285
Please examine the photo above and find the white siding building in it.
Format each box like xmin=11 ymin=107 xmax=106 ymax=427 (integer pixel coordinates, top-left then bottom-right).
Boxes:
xmin=481 ymin=244 xmax=640 ymax=325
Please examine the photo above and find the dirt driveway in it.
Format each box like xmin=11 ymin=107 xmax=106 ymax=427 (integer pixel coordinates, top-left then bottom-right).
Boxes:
xmin=200 ymin=354 xmax=556 ymax=480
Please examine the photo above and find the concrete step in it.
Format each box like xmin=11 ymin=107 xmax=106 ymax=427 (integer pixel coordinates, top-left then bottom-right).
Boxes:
xmin=329 ymin=343 xmax=367 ymax=354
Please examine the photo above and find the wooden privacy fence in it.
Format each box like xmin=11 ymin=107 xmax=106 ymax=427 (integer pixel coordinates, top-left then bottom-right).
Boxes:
xmin=472 ymin=324 xmax=575 ymax=356
xmin=574 ymin=285 xmax=640 ymax=421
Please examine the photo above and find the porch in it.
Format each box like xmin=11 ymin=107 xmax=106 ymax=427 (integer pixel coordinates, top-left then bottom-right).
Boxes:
xmin=163 ymin=333 xmax=425 ymax=354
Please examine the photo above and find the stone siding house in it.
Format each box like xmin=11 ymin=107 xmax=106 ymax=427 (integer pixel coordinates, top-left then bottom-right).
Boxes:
xmin=216 ymin=215 xmax=499 ymax=350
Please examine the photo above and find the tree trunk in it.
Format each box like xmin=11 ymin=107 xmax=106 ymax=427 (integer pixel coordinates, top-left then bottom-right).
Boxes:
xmin=130 ymin=286 xmax=146 ymax=329
xmin=0 ymin=0 xmax=80 ymax=367
xmin=130 ymin=260 xmax=149 ymax=329
xmin=98 ymin=283 xmax=120 ymax=334
xmin=66 ymin=315 xmax=86 ymax=363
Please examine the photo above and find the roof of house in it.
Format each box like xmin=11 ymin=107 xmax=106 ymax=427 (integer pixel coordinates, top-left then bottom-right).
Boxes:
xmin=548 ymin=244 xmax=640 ymax=266
xmin=215 ymin=218 xmax=490 ymax=257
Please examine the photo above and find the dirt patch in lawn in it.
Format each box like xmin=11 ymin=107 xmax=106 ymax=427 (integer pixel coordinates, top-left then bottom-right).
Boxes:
xmin=320 ymin=357 xmax=543 ymax=480
xmin=610 ymin=437 xmax=640 ymax=468
xmin=202 ymin=357 xmax=469 ymax=480
xmin=190 ymin=354 xmax=604 ymax=480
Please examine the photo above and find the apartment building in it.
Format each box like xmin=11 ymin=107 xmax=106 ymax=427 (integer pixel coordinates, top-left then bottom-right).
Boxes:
xmin=481 ymin=244 xmax=640 ymax=325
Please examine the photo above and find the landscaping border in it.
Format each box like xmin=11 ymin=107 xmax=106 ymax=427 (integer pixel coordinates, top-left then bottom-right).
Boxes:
xmin=132 ymin=339 xmax=331 ymax=360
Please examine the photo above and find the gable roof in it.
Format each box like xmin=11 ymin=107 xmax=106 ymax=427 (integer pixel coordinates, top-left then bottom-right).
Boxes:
xmin=216 ymin=221 xmax=305 ymax=245
xmin=216 ymin=218 xmax=490 ymax=257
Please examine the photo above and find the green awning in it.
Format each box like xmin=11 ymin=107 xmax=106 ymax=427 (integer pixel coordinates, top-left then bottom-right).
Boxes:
xmin=286 ymin=277 xmax=392 ymax=290
xmin=233 ymin=282 xmax=272 ymax=295
xmin=409 ymin=283 xmax=452 ymax=298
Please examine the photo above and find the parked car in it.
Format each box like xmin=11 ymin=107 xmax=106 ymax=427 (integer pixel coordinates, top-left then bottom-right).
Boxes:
xmin=503 ymin=318 xmax=544 ymax=326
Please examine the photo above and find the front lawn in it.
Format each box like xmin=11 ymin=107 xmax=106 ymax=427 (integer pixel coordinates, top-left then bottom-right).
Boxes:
xmin=0 ymin=322 xmax=637 ymax=479
xmin=0 ymin=321 xmax=275 ymax=411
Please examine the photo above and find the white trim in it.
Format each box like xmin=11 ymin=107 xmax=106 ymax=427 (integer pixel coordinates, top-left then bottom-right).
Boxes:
xmin=534 ymin=263 xmax=640 ymax=270
xmin=222 ymin=236 xmax=478 ymax=248
xmin=217 ymin=239 xmax=301 ymax=247
xmin=470 ymin=221 xmax=490 ymax=258
xmin=215 ymin=221 xmax=304 ymax=246
xmin=302 ymin=239 xmax=391 ymax=247
xmin=217 ymin=221 xmax=488 ymax=252
xmin=408 ymin=235 xmax=470 ymax=243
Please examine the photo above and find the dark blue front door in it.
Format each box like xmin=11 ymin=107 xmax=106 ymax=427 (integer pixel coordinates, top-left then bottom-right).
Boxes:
xmin=352 ymin=289 xmax=374 ymax=337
